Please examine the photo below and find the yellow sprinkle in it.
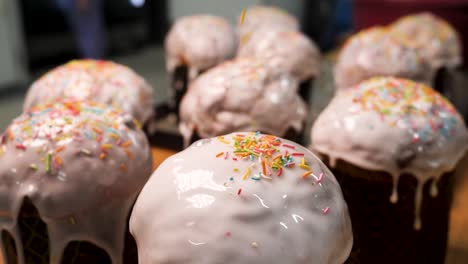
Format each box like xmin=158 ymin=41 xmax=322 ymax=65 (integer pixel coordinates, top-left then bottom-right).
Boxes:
xmin=240 ymin=34 xmax=251 ymax=46
xmin=233 ymin=168 xmax=239 ymax=172
xmin=216 ymin=152 xmax=224 ymax=158
xmin=109 ymin=133 xmax=119 ymax=139
xmin=302 ymin=170 xmax=313 ymax=179
xmin=217 ymin=136 xmax=230 ymax=144
xmin=239 ymin=9 xmax=247 ymax=24
xmin=134 ymin=119 xmax=142 ymax=129
xmin=299 ymin=164 xmax=311 ymax=170
xmin=251 ymin=242 xmax=258 ymax=248
xmin=242 ymin=167 xmax=251 ymax=180
xmin=101 ymin=144 xmax=113 ymax=149
xmin=69 ymin=217 xmax=76 ymax=225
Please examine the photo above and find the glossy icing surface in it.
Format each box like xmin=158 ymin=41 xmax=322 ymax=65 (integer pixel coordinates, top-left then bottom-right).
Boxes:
xmin=130 ymin=132 xmax=352 ymax=264
xmin=0 ymin=100 xmax=152 ymax=264
xmin=179 ymin=58 xmax=307 ymax=144
xmin=237 ymin=6 xmax=299 ymax=46
xmin=311 ymin=77 xmax=468 ymax=229
xmin=334 ymin=27 xmax=432 ymax=90
xmin=390 ymin=13 xmax=462 ymax=70
xmin=238 ymin=29 xmax=320 ymax=82
xmin=24 ymin=60 xmax=154 ymax=124
xmin=165 ymin=15 xmax=237 ymax=80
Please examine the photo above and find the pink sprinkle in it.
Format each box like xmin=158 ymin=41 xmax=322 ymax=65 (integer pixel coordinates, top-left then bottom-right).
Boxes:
xmin=277 ymin=168 xmax=283 ymax=177
xmin=237 ymin=188 xmax=242 ymax=195
xmin=322 ymin=207 xmax=330 ymax=215
xmin=96 ymin=135 xmax=103 ymax=143
xmin=292 ymin=153 xmax=304 ymax=156
xmin=316 ymin=173 xmax=324 ymax=183
xmin=224 ymin=152 xmax=229 ymax=160
xmin=225 ymin=232 xmax=231 ymax=237
xmin=15 ymin=144 xmax=26 ymax=150
xmin=282 ymin=144 xmax=295 ymax=149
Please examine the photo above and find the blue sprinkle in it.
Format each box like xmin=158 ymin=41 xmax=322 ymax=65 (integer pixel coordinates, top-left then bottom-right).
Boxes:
xmin=84 ymin=131 xmax=92 ymax=140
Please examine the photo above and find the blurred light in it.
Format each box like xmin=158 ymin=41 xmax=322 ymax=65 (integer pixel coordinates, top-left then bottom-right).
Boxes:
xmin=130 ymin=0 xmax=145 ymax=8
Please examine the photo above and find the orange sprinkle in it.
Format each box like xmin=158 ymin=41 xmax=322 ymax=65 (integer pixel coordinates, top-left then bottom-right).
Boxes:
xmin=216 ymin=152 xmax=224 ymax=158
xmin=120 ymin=163 xmax=128 ymax=172
xmin=54 ymin=156 xmax=63 ymax=166
xmin=99 ymin=153 xmax=106 ymax=159
xmin=121 ymin=140 xmax=132 ymax=147
xmin=93 ymin=127 xmax=103 ymax=134
xmin=261 ymin=159 xmax=266 ymax=176
xmin=302 ymin=170 xmax=313 ymax=179
xmin=125 ymin=149 xmax=135 ymax=160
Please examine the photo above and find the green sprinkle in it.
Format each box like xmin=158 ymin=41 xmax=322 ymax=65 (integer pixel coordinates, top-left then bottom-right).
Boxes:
xmin=46 ymin=152 xmax=52 ymax=173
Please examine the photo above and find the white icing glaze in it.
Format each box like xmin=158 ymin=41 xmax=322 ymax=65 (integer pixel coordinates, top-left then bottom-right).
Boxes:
xmin=334 ymin=27 xmax=432 ymax=90
xmin=179 ymin=58 xmax=307 ymax=144
xmin=237 ymin=6 xmax=299 ymax=46
xmin=390 ymin=13 xmax=462 ymax=70
xmin=165 ymin=15 xmax=238 ymax=80
xmin=24 ymin=60 xmax=154 ymax=125
xmin=0 ymin=100 xmax=153 ymax=263
xmin=130 ymin=132 xmax=353 ymax=264
xmin=311 ymin=77 xmax=468 ymax=229
xmin=238 ymin=29 xmax=321 ymax=82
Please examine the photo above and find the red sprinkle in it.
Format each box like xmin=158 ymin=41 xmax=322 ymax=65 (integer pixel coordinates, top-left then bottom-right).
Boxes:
xmin=15 ymin=144 xmax=26 ymax=150
xmin=282 ymin=144 xmax=295 ymax=149
xmin=292 ymin=153 xmax=304 ymax=157
xmin=237 ymin=188 xmax=242 ymax=195
xmin=225 ymin=232 xmax=232 ymax=237
xmin=232 ymin=157 xmax=238 ymax=161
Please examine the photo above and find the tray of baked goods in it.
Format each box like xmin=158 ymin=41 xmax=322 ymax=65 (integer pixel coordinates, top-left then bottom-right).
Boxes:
xmin=1 ymin=4 xmax=468 ymax=264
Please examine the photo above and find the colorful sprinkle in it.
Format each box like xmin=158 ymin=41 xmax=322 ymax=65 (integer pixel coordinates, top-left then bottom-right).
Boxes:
xmin=216 ymin=152 xmax=224 ymax=158
xmin=237 ymin=188 xmax=242 ymax=195
xmin=322 ymin=207 xmax=330 ymax=215
xmin=29 ymin=164 xmax=38 ymax=171
xmin=302 ymin=170 xmax=313 ymax=179
xmin=15 ymin=144 xmax=26 ymax=150
xmin=46 ymin=152 xmax=52 ymax=173
xmin=239 ymin=9 xmax=247 ymax=24
xmin=242 ymin=167 xmax=251 ymax=180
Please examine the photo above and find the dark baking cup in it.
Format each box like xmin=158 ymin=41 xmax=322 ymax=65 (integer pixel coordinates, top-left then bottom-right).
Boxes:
xmin=320 ymin=156 xmax=454 ymax=264
xmin=298 ymin=78 xmax=314 ymax=104
xmin=434 ymin=66 xmax=468 ymax=122
xmin=1 ymin=199 xmax=138 ymax=264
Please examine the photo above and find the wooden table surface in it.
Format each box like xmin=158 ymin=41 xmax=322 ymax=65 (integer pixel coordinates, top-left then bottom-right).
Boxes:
xmin=0 ymin=147 xmax=466 ymax=263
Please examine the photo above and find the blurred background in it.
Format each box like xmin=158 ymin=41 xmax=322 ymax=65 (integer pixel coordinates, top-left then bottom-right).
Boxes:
xmin=1 ymin=0 xmax=467 ymax=129
xmin=0 ymin=0 xmax=467 ymax=262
